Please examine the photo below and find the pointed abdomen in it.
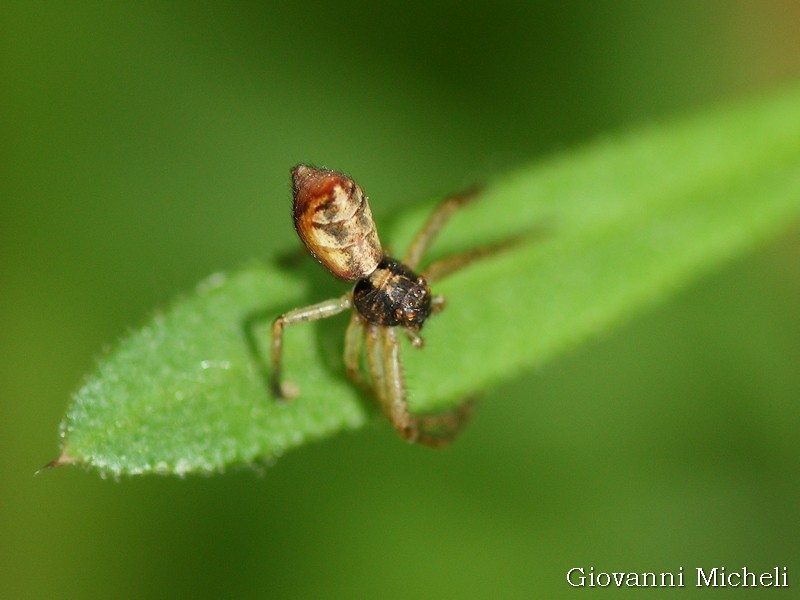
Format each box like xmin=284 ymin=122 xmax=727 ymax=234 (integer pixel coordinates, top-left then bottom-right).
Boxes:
xmin=291 ymin=164 xmax=382 ymax=281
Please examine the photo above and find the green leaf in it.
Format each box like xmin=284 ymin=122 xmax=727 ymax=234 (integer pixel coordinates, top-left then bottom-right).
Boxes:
xmin=55 ymin=84 xmax=800 ymax=476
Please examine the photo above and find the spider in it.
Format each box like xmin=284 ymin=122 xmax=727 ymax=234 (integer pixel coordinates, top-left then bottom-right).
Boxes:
xmin=271 ymin=164 xmax=491 ymax=447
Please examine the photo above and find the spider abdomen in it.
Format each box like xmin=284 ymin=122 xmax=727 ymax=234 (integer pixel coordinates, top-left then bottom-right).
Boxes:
xmin=353 ymin=257 xmax=432 ymax=330
xmin=291 ymin=164 xmax=382 ymax=281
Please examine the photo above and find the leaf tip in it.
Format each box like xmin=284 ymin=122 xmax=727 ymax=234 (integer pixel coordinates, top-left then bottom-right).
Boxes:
xmin=35 ymin=448 xmax=76 ymax=475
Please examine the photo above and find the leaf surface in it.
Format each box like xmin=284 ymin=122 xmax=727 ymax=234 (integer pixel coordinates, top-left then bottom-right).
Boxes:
xmin=58 ymin=84 xmax=800 ymax=475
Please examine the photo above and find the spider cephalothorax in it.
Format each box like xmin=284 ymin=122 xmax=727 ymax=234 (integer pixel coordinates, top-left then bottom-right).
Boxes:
xmin=353 ymin=258 xmax=432 ymax=331
xmin=271 ymin=164 xmax=483 ymax=446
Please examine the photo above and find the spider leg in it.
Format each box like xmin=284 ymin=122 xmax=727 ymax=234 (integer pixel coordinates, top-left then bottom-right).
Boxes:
xmin=412 ymin=398 xmax=475 ymax=448
xmin=382 ymin=326 xmax=414 ymax=437
xmin=372 ymin=325 xmax=413 ymax=440
xmin=271 ymin=292 xmax=352 ymax=399
xmin=403 ymin=328 xmax=424 ymax=348
xmin=403 ymin=184 xmax=524 ymax=284
xmin=344 ymin=312 xmax=371 ymax=394
xmin=422 ymin=236 xmax=523 ymax=284
xmin=402 ymin=187 xmax=479 ymax=270
xmin=373 ymin=325 xmax=474 ymax=447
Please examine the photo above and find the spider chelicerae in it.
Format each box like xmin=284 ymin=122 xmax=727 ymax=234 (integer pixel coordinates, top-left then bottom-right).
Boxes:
xmin=271 ymin=165 xmax=493 ymax=447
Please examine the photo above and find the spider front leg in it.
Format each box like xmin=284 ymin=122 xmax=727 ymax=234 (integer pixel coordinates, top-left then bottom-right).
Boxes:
xmin=403 ymin=188 xmax=478 ymax=271
xmin=344 ymin=312 xmax=371 ymax=394
xmin=368 ymin=324 xmax=472 ymax=447
xmin=271 ymin=292 xmax=352 ymax=399
xmin=406 ymin=186 xmax=524 ymax=285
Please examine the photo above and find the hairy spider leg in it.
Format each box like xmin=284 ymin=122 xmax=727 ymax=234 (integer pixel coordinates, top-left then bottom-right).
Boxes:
xmin=380 ymin=326 xmax=409 ymax=436
xmin=404 ymin=188 xmax=522 ymax=285
xmin=365 ymin=323 xmax=474 ymax=447
xmin=413 ymin=398 xmax=475 ymax=446
xmin=271 ymin=292 xmax=352 ymax=399
xmin=365 ymin=323 xmax=388 ymax=416
xmin=422 ymin=243 xmax=512 ymax=284
xmin=343 ymin=312 xmax=370 ymax=393
xmin=402 ymin=189 xmax=478 ymax=270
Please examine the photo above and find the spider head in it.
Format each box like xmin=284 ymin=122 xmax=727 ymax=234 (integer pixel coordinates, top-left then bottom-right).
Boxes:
xmin=353 ymin=258 xmax=434 ymax=330
xmin=394 ymin=276 xmax=432 ymax=331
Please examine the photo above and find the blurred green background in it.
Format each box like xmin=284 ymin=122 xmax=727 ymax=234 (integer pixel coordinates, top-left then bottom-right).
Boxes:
xmin=3 ymin=1 xmax=800 ymax=598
